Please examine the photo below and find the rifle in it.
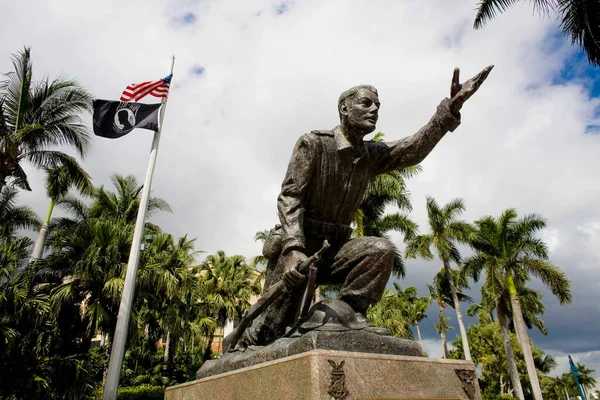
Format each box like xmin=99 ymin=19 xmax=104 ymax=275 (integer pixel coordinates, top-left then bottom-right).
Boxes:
xmin=222 ymin=240 xmax=330 ymax=353
xmin=284 ymin=258 xmax=318 ymax=338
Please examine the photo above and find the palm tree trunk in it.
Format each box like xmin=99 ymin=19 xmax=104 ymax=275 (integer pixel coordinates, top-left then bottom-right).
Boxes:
xmin=31 ymin=199 xmax=55 ymax=261
xmin=163 ymin=331 xmax=170 ymax=363
xmin=204 ymin=329 xmax=215 ymax=360
xmin=164 ymin=332 xmax=178 ymax=379
xmin=508 ymin=274 xmax=543 ymax=400
xmin=0 ymin=174 xmax=6 ymax=193
xmin=441 ymin=329 xmax=448 ymax=359
xmin=497 ymin=297 xmax=525 ymax=400
xmin=438 ymin=304 xmax=448 ymax=358
xmin=416 ymin=323 xmax=423 ymax=346
xmin=167 ymin=333 xmax=177 ymax=365
xmin=443 ymin=260 xmax=472 ymax=360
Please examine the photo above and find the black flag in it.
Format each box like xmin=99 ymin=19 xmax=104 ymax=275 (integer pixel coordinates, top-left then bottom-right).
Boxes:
xmin=92 ymin=99 xmax=162 ymax=139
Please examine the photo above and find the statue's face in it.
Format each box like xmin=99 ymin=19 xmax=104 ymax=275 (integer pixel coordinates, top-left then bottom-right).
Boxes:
xmin=343 ymin=88 xmax=380 ymax=136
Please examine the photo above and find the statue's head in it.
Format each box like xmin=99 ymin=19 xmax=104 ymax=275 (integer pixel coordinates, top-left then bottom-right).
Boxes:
xmin=338 ymin=85 xmax=379 ymax=137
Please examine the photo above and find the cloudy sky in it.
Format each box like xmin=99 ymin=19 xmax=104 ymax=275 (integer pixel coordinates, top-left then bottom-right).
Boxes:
xmin=3 ymin=0 xmax=599 ymax=384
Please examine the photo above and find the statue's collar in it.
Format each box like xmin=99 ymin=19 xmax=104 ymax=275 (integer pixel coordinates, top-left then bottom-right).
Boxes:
xmin=333 ymin=126 xmax=367 ymax=156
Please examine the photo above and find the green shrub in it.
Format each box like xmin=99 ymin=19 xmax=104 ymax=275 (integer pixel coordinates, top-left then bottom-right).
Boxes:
xmin=481 ymin=386 xmax=514 ymax=400
xmin=116 ymin=385 xmax=165 ymax=400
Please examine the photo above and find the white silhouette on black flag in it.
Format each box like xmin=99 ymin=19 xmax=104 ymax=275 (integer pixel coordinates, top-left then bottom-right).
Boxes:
xmin=92 ymin=99 xmax=162 ymax=139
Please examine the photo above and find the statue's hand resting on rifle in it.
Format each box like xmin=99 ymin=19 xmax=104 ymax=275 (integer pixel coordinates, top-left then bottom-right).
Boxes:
xmin=448 ymin=65 xmax=494 ymax=115
xmin=282 ymin=250 xmax=307 ymax=290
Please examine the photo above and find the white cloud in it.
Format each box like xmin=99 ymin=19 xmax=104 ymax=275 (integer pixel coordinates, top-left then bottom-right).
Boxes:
xmin=546 ymin=350 xmax=600 ymax=390
xmin=420 ymin=337 xmax=446 ymax=359
xmin=3 ymin=0 xmax=600 ymax=370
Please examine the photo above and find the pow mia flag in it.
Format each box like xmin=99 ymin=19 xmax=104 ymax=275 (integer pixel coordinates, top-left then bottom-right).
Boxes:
xmin=92 ymin=99 xmax=162 ymax=139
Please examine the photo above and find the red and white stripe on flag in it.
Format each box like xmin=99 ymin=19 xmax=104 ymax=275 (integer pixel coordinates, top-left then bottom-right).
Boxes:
xmin=120 ymin=76 xmax=171 ymax=102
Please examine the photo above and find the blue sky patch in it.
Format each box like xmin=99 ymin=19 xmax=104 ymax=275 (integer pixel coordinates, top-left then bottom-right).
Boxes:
xmin=172 ymin=11 xmax=197 ymax=26
xmin=275 ymin=2 xmax=290 ymax=15
xmin=191 ymin=65 xmax=205 ymax=76
xmin=553 ymin=47 xmax=600 ymax=98
xmin=560 ymin=51 xmax=600 ymax=134
xmin=546 ymin=31 xmax=600 ymax=134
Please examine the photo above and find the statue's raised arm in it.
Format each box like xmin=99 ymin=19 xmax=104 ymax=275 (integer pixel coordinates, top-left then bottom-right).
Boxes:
xmin=449 ymin=65 xmax=494 ymax=114
xmin=373 ymin=65 xmax=494 ymax=174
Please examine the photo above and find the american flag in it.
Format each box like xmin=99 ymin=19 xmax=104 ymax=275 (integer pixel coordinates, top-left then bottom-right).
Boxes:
xmin=120 ymin=74 xmax=172 ymax=102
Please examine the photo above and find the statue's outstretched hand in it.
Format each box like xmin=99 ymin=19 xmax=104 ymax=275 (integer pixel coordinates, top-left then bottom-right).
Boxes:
xmin=449 ymin=65 xmax=494 ymax=114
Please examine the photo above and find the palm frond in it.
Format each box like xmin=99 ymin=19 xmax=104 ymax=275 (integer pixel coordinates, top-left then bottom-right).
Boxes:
xmin=521 ymin=259 xmax=572 ymax=304
xmin=473 ymin=0 xmax=554 ymax=29
xmin=405 ymin=234 xmax=434 ymax=260
xmin=559 ymin=0 xmax=600 ymax=66
xmin=254 ymin=229 xmax=270 ymax=242
xmin=43 ymin=159 xmax=92 ymax=200
xmin=3 ymin=47 xmax=33 ymax=130
xmin=0 ymin=186 xmax=41 ymax=237
xmin=8 ymin=163 xmax=32 ymax=191
xmin=378 ymin=213 xmax=418 ymax=241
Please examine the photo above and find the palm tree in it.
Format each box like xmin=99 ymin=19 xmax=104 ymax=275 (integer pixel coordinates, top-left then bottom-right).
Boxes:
xmin=196 ymin=251 xmax=262 ymax=358
xmin=574 ymin=363 xmax=597 ymax=397
xmin=497 ymin=292 xmax=526 ymax=400
xmin=542 ymin=365 xmax=597 ymax=400
xmin=353 ymin=133 xmax=419 ymax=277
xmin=0 ymin=236 xmax=96 ymax=399
xmin=463 ymin=274 xmax=550 ymax=400
xmin=434 ymin=316 xmax=454 ymax=358
xmin=427 ymin=268 xmax=472 ymax=358
xmin=0 ymin=185 xmax=40 ymax=239
xmin=136 ymin=233 xmax=211 ymax=370
xmin=427 ymin=279 xmax=449 ymax=358
xmin=452 ymin=321 xmax=557 ymax=399
xmin=466 ymin=279 xmax=549 ymax=332
xmin=393 ymin=283 xmax=431 ymax=346
xmin=0 ymin=236 xmax=40 ymax=344
xmin=250 ymin=229 xmax=270 ymax=271
xmin=367 ymin=288 xmax=413 ymax=339
xmin=30 ymin=163 xmax=92 ymax=260
xmin=46 ymin=174 xmax=172 ymax=347
xmin=0 ymin=47 xmax=92 ymax=192
xmin=406 ymin=197 xmax=473 ymax=360
xmin=253 ymin=229 xmax=269 ymax=242
xmin=464 ymin=209 xmax=572 ymax=400
xmin=473 ymin=0 xmax=600 ymax=67
xmin=409 ymin=297 xmax=432 ymax=346
xmin=90 ymin=174 xmax=171 ymax=225
xmin=48 ymin=215 xmax=132 ymax=348
xmin=535 ymin=352 xmax=557 ymax=375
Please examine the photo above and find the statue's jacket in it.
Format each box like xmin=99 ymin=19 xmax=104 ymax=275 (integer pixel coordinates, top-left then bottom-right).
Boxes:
xmin=277 ymin=98 xmax=461 ymax=256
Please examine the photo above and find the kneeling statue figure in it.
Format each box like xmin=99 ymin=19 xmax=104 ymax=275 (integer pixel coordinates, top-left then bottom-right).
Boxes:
xmin=228 ymin=66 xmax=493 ymax=350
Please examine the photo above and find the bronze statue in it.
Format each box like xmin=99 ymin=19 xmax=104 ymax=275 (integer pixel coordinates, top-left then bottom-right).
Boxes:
xmin=233 ymin=66 xmax=493 ymax=348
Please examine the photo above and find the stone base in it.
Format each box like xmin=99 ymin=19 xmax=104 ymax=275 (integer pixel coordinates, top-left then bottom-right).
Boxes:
xmin=197 ymin=330 xmax=424 ymax=379
xmin=165 ymin=349 xmax=481 ymax=400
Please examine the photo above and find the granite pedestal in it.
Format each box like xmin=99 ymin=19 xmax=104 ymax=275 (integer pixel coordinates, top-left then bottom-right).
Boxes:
xmin=166 ymin=349 xmax=480 ymax=400
xmin=165 ymin=331 xmax=480 ymax=400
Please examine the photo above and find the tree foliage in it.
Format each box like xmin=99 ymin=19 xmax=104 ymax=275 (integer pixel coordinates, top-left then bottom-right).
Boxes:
xmin=0 ymin=47 xmax=93 ymax=192
xmin=473 ymin=0 xmax=600 ymax=66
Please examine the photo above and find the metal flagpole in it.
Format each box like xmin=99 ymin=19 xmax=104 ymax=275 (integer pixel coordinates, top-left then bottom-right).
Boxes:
xmin=103 ymin=56 xmax=175 ymax=400
xmin=569 ymin=355 xmax=587 ymax=400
